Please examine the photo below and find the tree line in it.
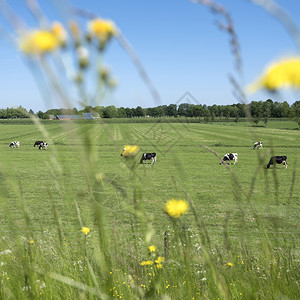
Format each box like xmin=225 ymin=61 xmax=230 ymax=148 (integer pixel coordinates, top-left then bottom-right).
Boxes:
xmin=1 ymin=100 xmax=300 ymax=126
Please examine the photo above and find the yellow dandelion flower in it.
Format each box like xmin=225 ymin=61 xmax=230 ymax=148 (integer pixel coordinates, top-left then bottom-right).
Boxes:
xmin=247 ymin=57 xmax=300 ymax=93
xmin=81 ymin=227 xmax=90 ymax=235
xmin=155 ymin=256 xmax=165 ymax=264
xmin=19 ymin=30 xmax=59 ymax=55
xmin=120 ymin=145 xmax=139 ymax=157
xmin=140 ymin=260 xmax=154 ymax=266
xmin=165 ymin=199 xmax=188 ymax=218
xmin=148 ymin=245 xmax=156 ymax=253
xmin=51 ymin=21 xmax=67 ymax=46
xmin=87 ymin=18 xmax=116 ymax=51
xmin=88 ymin=18 xmax=116 ymax=42
xmin=29 ymin=240 xmax=34 ymax=244
xmin=227 ymin=262 xmax=233 ymax=267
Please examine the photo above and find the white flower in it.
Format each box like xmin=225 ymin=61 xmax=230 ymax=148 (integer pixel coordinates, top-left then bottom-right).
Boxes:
xmin=0 ymin=249 xmax=12 ymax=255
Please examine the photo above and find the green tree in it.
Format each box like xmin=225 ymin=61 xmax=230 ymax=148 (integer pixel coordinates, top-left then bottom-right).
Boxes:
xmin=291 ymin=101 xmax=300 ymax=128
xmin=125 ymin=108 xmax=133 ymax=118
xmin=46 ymin=109 xmax=61 ymax=116
xmin=188 ymin=104 xmax=199 ymax=118
xmin=0 ymin=106 xmax=29 ymax=119
xmin=231 ymin=106 xmax=239 ymax=124
xmin=202 ymin=105 xmax=210 ymax=123
xmin=166 ymin=104 xmax=177 ymax=117
xmin=236 ymin=103 xmax=246 ymax=118
xmin=155 ymin=106 xmax=166 ymax=117
xmin=279 ymin=101 xmax=291 ymax=118
xmin=221 ymin=105 xmax=231 ymax=121
xmin=272 ymin=101 xmax=281 ymax=117
xmin=250 ymin=101 xmax=263 ymax=125
xmin=262 ymin=101 xmax=272 ymax=126
xmin=94 ymin=106 xmax=105 ymax=118
xmin=37 ymin=111 xmax=49 ymax=119
xmin=117 ymin=107 xmax=127 ymax=118
xmin=103 ymin=105 xmax=118 ymax=118
xmin=82 ymin=106 xmax=93 ymax=113
xmin=135 ymin=106 xmax=145 ymax=117
xmin=208 ymin=106 xmax=215 ymax=122
xmin=192 ymin=104 xmax=204 ymax=119
xmin=178 ymin=103 xmax=191 ymax=117
xmin=0 ymin=109 xmax=6 ymax=118
xmin=28 ymin=109 xmax=35 ymax=116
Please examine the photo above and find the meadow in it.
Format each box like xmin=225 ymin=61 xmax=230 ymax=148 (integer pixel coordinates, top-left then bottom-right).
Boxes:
xmin=0 ymin=119 xmax=299 ymax=299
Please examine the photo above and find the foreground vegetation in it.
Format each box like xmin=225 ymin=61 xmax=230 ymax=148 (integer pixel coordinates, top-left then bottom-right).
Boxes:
xmin=0 ymin=0 xmax=299 ymax=297
xmin=0 ymin=120 xmax=299 ymax=299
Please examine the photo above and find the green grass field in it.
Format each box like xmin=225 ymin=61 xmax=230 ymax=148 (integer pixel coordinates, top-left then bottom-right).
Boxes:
xmin=0 ymin=120 xmax=299 ymax=299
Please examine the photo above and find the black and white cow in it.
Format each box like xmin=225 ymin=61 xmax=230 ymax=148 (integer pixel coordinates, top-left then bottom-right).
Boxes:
xmin=39 ymin=142 xmax=48 ymax=150
xmin=9 ymin=141 xmax=20 ymax=148
xmin=34 ymin=141 xmax=43 ymax=147
xmin=253 ymin=141 xmax=263 ymax=150
xmin=267 ymin=156 xmax=287 ymax=169
xmin=140 ymin=153 xmax=157 ymax=164
xmin=221 ymin=153 xmax=238 ymax=165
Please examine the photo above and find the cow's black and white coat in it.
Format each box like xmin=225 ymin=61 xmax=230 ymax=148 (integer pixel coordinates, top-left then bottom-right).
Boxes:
xmin=221 ymin=153 xmax=238 ymax=165
xmin=34 ymin=141 xmax=43 ymax=147
xmin=9 ymin=141 xmax=20 ymax=148
xmin=267 ymin=156 xmax=287 ymax=169
xmin=140 ymin=153 xmax=157 ymax=164
xmin=39 ymin=142 xmax=48 ymax=150
xmin=253 ymin=141 xmax=263 ymax=150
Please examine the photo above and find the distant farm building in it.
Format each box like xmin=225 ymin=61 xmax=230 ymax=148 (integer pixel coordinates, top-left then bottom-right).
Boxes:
xmin=56 ymin=113 xmax=99 ymax=120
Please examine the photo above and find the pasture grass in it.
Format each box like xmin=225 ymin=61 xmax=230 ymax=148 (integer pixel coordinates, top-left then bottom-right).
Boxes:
xmin=0 ymin=120 xmax=299 ymax=299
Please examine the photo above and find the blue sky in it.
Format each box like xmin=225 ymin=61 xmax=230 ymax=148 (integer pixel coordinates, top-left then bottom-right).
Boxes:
xmin=0 ymin=0 xmax=300 ymax=112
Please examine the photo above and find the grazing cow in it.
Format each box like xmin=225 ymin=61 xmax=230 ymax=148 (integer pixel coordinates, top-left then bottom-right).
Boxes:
xmin=267 ymin=156 xmax=287 ymax=169
xmin=34 ymin=141 xmax=43 ymax=147
xmin=221 ymin=153 xmax=238 ymax=165
xmin=140 ymin=153 xmax=157 ymax=164
xmin=39 ymin=142 xmax=48 ymax=150
xmin=253 ymin=141 xmax=263 ymax=150
xmin=9 ymin=141 xmax=20 ymax=148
